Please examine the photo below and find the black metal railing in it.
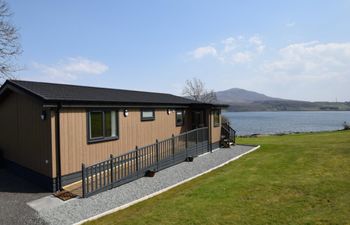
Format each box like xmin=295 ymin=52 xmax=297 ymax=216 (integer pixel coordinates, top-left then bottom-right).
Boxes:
xmin=81 ymin=127 xmax=209 ymax=198
xmin=221 ymin=122 xmax=236 ymax=144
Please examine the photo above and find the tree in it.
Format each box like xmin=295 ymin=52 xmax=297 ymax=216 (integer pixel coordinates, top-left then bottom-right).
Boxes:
xmin=182 ymin=78 xmax=217 ymax=103
xmin=0 ymin=0 xmax=21 ymax=82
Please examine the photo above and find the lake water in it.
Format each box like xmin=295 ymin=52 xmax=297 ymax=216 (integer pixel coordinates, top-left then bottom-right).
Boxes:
xmin=223 ymin=111 xmax=350 ymax=135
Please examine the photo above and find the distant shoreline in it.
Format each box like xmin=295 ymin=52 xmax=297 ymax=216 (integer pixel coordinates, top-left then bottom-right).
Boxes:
xmin=238 ymin=129 xmax=348 ymax=138
xmin=223 ymin=101 xmax=350 ymax=112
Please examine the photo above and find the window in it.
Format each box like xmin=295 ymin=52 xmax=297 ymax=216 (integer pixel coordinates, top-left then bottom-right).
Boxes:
xmin=176 ymin=110 xmax=184 ymax=126
xmin=88 ymin=110 xmax=118 ymax=143
xmin=141 ymin=109 xmax=155 ymax=121
xmin=213 ymin=109 xmax=221 ymax=127
xmin=90 ymin=112 xmax=104 ymax=139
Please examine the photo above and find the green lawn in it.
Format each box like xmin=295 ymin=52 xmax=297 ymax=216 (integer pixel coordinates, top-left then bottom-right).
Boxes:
xmin=86 ymin=130 xmax=350 ymax=225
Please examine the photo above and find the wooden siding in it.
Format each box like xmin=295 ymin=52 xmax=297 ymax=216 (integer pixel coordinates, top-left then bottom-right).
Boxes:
xmin=56 ymin=108 xmax=189 ymax=176
xmin=0 ymin=91 xmax=53 ymax=177
xmin=0 ymin=89 xmax=223 ymax=181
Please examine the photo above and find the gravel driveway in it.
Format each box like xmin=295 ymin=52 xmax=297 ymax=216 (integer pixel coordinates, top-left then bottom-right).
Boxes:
xmin=0 ymin=168 xmax=49 ymax=225
xmin=39 ymin=145 xmax=258 ymax=225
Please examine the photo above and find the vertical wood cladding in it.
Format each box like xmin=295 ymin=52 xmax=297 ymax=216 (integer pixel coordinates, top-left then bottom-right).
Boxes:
xmin=0 ymin=91 xmax=222 ymax=179
xmin=57 ymin=108 xmax=189 ymax=175
xmin=0 ymin=91 xmax=52 ymax=177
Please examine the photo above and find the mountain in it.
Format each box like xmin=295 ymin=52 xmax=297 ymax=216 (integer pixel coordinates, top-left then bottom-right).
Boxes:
xmin=216 ymin=88 xmax=350 ymax=112
xmin=216 ymin=88 xmax=281 ymax=103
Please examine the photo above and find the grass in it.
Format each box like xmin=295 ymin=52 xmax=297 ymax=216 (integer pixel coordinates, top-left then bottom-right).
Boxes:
xmin=86 ymin=130 xmax=350 ymax=225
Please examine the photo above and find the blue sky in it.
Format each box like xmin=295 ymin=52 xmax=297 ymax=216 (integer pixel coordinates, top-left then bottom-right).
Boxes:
xmin=8 ymin=0 xmax=350 ymax=101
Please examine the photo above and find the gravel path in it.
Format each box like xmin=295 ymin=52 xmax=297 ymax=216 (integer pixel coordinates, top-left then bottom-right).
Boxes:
xmin=39 ymin=145 xmax=257 ymax=225
xmin=0 ymin=169 xmax=50 ymax=225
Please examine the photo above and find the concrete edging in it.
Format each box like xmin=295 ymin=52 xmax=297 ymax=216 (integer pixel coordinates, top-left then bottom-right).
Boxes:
xmin=73 ymin=145 xmax=261 ymax=225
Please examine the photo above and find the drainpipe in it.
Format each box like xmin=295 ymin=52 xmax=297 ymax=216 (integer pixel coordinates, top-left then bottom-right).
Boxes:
xmin=55 ymin=104 xmax=62 ymax=191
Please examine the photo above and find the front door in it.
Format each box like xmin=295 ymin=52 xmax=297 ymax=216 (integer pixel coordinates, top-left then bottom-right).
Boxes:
xmin=191 ymin=110 xmax=206 ymax=129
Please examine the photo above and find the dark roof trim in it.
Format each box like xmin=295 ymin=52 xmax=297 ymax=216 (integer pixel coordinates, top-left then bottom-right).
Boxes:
xmin=50 ymin=104 xmax=190 ymax=109
xmin=43 ymin=102 xmax=227 ymax=109
xmin=188 ymin=103 xmax=229 ymax=108
xmin=212 ymin=104 xmax=229 ymax=108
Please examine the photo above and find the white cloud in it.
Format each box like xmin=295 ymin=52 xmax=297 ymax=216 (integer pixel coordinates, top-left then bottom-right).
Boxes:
xmin=221 ymin=35 xmax=265 ymax=64
xmin=262 ymin=41 xmax=350 ymax=81
xmin=255 ymin=41 xmax=350 ymax=101
xmin=32 ymin=57 xmax=108 ymax=82
xmin=232 ymin=52 xmax=252 ymax=63
xmin=62 ymin=57 xmax=108 ymax=75
xmin=189 ymin=46 xmax=217 ymax=59
xmin=187 ymin=39 xmax=350 ymax=101
xmin=222 ymin=37 xmax=237 ymax=53
xmin=249 ymin=36 xmax=263 ymax=46
xmin=249 ymin=36 xmax=265 ymax=53
xmin=189 ymin=35 xmax=265 ymax=64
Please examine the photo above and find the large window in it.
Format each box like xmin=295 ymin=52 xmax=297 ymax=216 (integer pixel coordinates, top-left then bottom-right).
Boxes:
xmin=88 ymin=110 xmax=118 ymax=143
xmin=141 ymin=109 xmax=155 ymax=121
xmin=213 ymin=109 xmax=221 ymax=127
xmin=176 ymin=110 xmax=184 ymax=126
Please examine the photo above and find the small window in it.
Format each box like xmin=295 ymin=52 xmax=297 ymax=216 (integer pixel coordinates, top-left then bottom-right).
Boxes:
xmin=141 ymin=109 xmax=155 ymax=121
xmin=176 ymin=110 xmax=184 ymax=126
xmin=88 ymin=110 xmax=118 ymax=143
xmin=213 ymin=109 xmax=221 ymax=127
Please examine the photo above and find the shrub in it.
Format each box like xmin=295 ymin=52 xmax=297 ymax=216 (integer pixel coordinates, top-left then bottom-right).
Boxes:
xmin=343 ymin=121 xmax=350 ymax=130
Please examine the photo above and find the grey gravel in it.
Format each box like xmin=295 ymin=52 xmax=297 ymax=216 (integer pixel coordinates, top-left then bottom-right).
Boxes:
xmin=0 ymin=169 xmax=50 ymax=225
xmin=39 ymin=145 xmax=257 ymax=225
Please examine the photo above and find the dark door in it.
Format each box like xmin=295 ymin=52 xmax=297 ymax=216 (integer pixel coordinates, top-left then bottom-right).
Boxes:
xmin=191 ymin=110 xmax=206 ymax=129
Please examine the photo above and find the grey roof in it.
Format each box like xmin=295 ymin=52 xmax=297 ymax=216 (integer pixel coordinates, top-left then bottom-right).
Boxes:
xmin=3 ymin=80 xmax=206 ymax=106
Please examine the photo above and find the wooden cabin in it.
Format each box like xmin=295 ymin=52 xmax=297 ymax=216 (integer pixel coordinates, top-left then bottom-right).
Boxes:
xmin=0 ymin=80 xmax=228 ymax=193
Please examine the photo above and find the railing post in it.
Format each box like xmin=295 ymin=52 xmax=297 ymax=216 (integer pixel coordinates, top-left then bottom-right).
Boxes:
xmin=135 ymin=146 xmax=139 ymax=176
xmin=156 ymin=139 xmax=159 ymax=170
xmin=110 ymin=154 xmax=114 ymax=186
xmin=196 ymin=129 xmax=199 ymax=155
xmin=82 ymin=163 xmax=86 ymax=198
xmin=185 ymin=132 xmax=188 ymax=158
xmin=206 ymin=127 xmax=210 ymax=153
xmin=172 ymin=134 xmax=175 ymax=161
xmin=233 ymin=130 xmax=236 ymax=145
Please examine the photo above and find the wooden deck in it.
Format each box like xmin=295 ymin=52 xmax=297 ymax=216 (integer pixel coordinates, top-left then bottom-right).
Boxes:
xmin=64 ymin=180 xmax=84 ymax=197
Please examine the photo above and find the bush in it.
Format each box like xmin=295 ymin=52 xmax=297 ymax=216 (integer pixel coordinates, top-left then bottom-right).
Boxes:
xmin=343 ymin=121 xmax=350 ymax=130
